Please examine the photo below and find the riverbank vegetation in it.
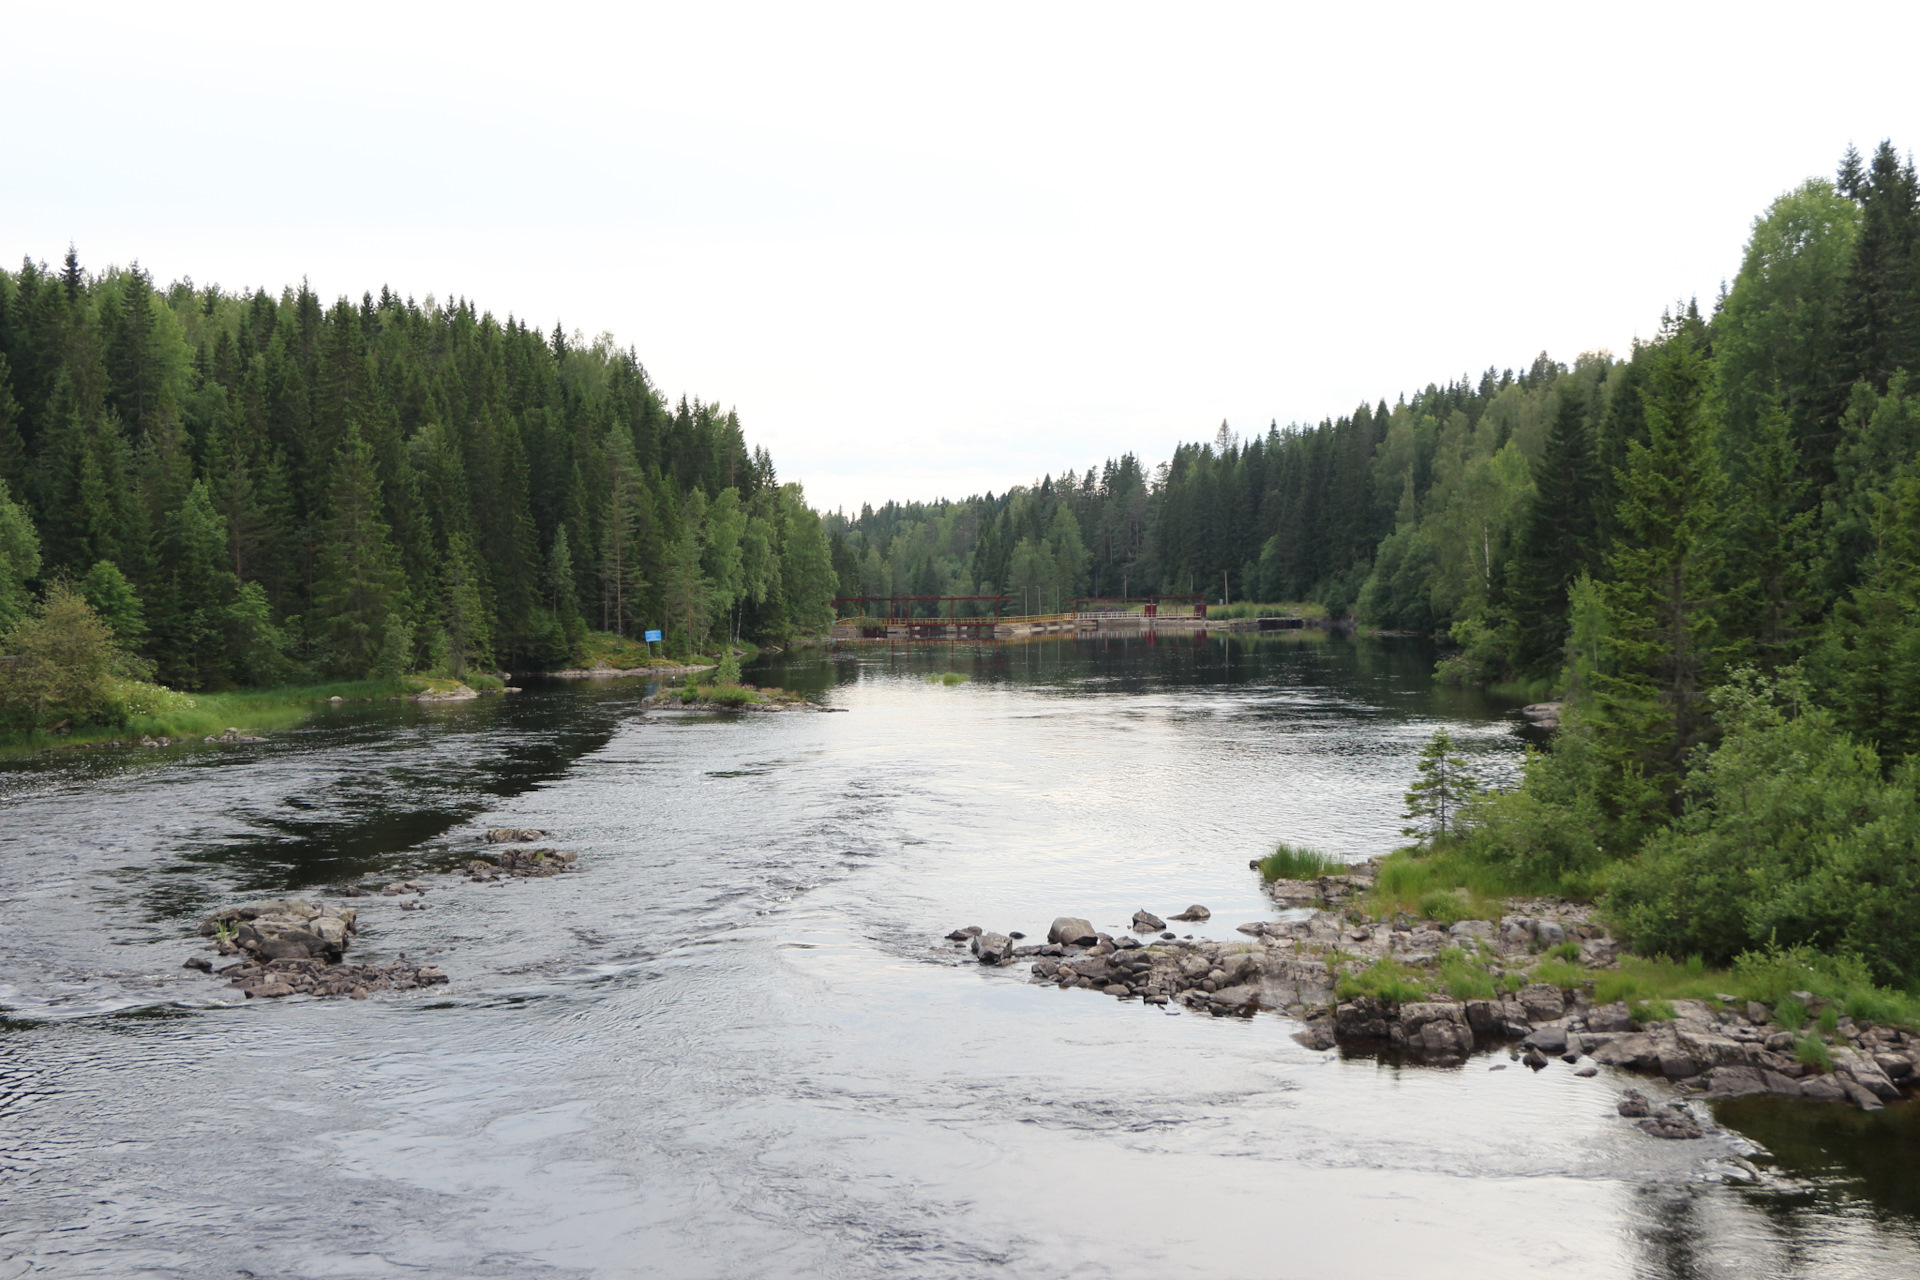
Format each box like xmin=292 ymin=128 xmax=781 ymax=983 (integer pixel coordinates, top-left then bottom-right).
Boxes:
xmin=0 ymin=254 xmax=836 ymax=693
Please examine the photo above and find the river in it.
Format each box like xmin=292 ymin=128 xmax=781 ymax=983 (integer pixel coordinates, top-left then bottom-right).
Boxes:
xmin=2 ymin=633 xmax=1916 ymax=1278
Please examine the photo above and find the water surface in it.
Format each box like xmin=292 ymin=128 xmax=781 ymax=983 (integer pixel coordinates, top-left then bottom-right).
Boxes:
xmin=1 ymin=634 xmax=1913 ymax=1278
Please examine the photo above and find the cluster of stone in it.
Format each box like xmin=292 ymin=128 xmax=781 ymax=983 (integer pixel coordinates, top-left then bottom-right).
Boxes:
xmin=198 ymin=899 xmax=357 ymax=962
xmin=205 ymin=955 xmax=447 ymax=1000
xmin=464 ymin=847 xmax=578 ymax=881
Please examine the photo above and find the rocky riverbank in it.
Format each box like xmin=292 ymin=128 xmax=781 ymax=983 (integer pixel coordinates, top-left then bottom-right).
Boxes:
xmin=183 ymin=828 xmax=579 ymax=1000
xmin=944 ymin=870 xmax=1920 ymax=1128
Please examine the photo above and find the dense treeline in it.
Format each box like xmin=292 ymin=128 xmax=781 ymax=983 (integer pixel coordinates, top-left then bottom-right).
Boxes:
xmin=0 ymin=257 xmax=837 ymax=704
xmin=832 ymin=142 xmax=1920 ymax=982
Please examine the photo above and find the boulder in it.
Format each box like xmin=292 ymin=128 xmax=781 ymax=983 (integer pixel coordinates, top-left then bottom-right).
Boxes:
xmin=1169 ymin=905 xmax=1212 ymax=922
xmin=1675 ymin=1027 xmax=1757 ymax=1071
xmin=1839 ymin=1077 xmax=1885 ymax=1111
xmin=1586 ymin=1002 xmax=1634 ymax=1034
xmin=484 ymin=828 xmax=550 ymax=843
xmin=1746 ymin=1001 xmax=1771 ymax=1026
xmin=243 ymin=981 xmax=295 ymax=998
xmin=971 ymin=933 xmax=1014 ymax=965
xmin=1700 ymin=1065 xmax=1771 ymax=1098
xmin=1832 ymin=1046 xmax=1901 ymax=1100
xmin=1292 ymin=1022 xmax=1338 ymax=1051
xmin=1592 ymin=1032 xmax=1664 ymax=1071
xmin=1617 ymin=1089 xmax=1652 ymax=1118
xmin=1522 ymin=1048 xmax=1549 ymax=1070
xmin=1048 ymin=917 xmax=1099 ymax=947
xmin=1335 ymin=997 xmax=1390 ymax=1041
xmin=1658 ymin=1053 xmax=1701 ymax=1079
xmin=1531 ymin=920 xmax=1567 ymax=949
xmin=1131 ymin=909 xmax=1167 ymax=932
xmin=1518 ymin=983 xmax=1566 ymax=1022
xmin=1799 ymin=1074 xmax=1848 ymax=1102
xmin=1522 ymin=1025 xmax=1569 ymax=1055
xmin=1448 ymin=920 xmax=1493 ymax=939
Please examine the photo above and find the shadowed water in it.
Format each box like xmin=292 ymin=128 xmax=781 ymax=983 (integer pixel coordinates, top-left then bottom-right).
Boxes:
xmin=0 ymin=633 xmax=1913 ymax=1278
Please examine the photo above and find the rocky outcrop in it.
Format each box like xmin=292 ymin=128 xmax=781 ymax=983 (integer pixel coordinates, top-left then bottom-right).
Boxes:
xmin=485 ymin=828 xmax=551 ymax=843
xmin=199 ymin=899 xmax=357 ymax=963
xmin=217 ymin=955 xmax=448 ymax=999
xmin=464 ymin=848 xmax=578 ymax=881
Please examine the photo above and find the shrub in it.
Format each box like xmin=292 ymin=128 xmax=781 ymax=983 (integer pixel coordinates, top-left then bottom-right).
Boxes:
xmin=1546 ymin=941 xmax=1582 ymax=962
xmin=0 ymin=584 xmax=149 ymax=730
xmin=715 ymin=647 xmax=741 ymax=686
xmin=1258 ymin=842 xmax=1345 ymax=882
xmin=1795 ymin=1034 xmax=1833 ymax=1070
xmin=1610 ymin=671 xmax=1920 ymax=985
xmin=1775 ymin=997 xmax=1807 ymax=1032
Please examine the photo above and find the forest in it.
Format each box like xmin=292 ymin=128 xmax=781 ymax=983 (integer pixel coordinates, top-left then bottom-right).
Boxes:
xmin=0 ymin=258 xmax=838 ymax=721
xmin=827 ymin=142 xmax=1920 ymax=981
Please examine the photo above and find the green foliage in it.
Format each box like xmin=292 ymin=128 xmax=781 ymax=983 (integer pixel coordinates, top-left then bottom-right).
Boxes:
xmin=1530 ymin=959 xmax=1587 ymax=989
xmin=1795 ymin=1034 xmax=1833 ymax=1070
xmin=0 ymin=583 xmax=144 ymax=730
xmin=80 ymin=559 xmax=144 ymax=647
xmin=1335 ymin=958 xmax=1427 ymax=1006
xmin=1610 ymin=669 xmax=1920 ymax=984
xmin=1438 ymin=948 xmax=1497 ymax=1000
xmin=1402 ymin=728 xmax=1481 ymax=844
xmin=1629 ymin=998 xmax=1677 ymax=1023
xmin=714 ymin=647 xmax=741 ymax=686
xmin=1546 ymin=941 xmax=1582 ymax=962
xmin=1257 ymin=842 xmax=1345 ymax=882
xmin=0 ymin=476 xmax=42 ymax=636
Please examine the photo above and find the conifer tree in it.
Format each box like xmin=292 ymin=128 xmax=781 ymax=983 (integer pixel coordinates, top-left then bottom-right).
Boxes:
xmin=1402 ymin=729 xmax=1481 ymax=845
xmin=1506 ymin=388 xmax=1600 ymax=674
xmin=79 ymin=559 xmax=145 ymax=649
xmin=1592 ymin=314 xmax=1728 ymax=834
xmin=155 ymin=480 xmax=238 ymax=689
xmin=439 ymin=532 xmax=493 ymax=676
xmin=1720 ymin=399 xmax=1816 ymax=671
xmin=312 ymin=424 xmax=405 ymax=676
xmin=1815 ymin=467 xmax=1920 ymax=760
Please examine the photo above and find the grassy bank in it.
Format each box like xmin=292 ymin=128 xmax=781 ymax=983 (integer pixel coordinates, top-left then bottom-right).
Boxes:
xmin=6 ymin=676 xmax=495 ymax=754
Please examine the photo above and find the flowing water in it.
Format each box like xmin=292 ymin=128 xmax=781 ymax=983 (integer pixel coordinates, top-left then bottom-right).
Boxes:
xmin=1 ymin=633 xmax=1915 ymax=1279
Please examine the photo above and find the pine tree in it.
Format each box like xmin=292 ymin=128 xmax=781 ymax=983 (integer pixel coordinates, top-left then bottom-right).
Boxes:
xmin=312 ymin=424 xmax=405 ymax=676
xmin=1402 ymin=729 xmax=1481 ymax=844
xmin=439 ymin=532 xmax=493 ymax=676
xmin=155 ymin=480 xmax=238 ymax=689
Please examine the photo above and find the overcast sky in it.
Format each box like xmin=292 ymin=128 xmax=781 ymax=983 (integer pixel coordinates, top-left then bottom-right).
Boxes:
xmin=7 ymin=2 xmax=1918 ymax=513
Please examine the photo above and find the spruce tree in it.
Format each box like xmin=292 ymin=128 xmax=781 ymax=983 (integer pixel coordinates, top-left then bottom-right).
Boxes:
xmin=0 ymin=476 xmax=42 ymax=635
xmin=1506 ymin=387 xmax=1600 ymax=675
xmin=1815 ymin=467 xmax=1920 ymax=760
xmin=1402 ymin=729 xmax=1481 ymax=845
xmin=79 ymin=559 xmax=146 ymax=649
xmin=1592 ymin=313 xmax=1728 ymax=835
xmin=1720 ymin=399 xmax=1816 ymax=671
xmin=312 ymin=424 xmax=405 ymax=676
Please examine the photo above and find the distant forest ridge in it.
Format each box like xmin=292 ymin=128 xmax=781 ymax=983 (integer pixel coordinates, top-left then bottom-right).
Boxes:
xmin=0 ymin=262 xmax=838 ymax=687
xmin=827 ymin=140 xmax=1920 ymax=689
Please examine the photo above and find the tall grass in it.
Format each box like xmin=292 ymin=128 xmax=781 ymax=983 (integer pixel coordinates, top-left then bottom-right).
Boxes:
xmin=1257 ymin=842 xmax=1346 ymax=882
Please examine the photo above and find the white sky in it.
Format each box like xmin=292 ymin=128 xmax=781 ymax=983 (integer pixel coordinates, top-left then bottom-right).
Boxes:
xmin=7 ymin=2 xmax=1918 ymax=514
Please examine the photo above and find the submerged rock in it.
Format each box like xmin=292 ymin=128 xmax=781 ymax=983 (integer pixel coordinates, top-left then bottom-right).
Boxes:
xmin=464 ymin=848 xmax=578 ymax=880
xmin=1131 ymin=909 xmax=1167 ymax=932
xmin=484 ymin=828 xmax=551 ymax=843
xmin=1168 ymin=904 xmax=1211 ymax=922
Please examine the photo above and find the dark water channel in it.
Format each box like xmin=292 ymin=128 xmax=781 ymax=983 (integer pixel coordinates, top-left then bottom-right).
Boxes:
xmin=1 ymin=633 xmax=1915 ymax=1278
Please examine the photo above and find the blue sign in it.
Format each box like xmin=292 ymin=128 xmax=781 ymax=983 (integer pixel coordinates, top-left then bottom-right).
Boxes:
xmin=644 ymin=629 xmax=662 ymax=643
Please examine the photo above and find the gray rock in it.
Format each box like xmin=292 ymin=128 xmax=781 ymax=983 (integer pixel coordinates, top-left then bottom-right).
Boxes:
xmin=1833 ymin=1047 xmax=1900 ymax=1099
xmin=1047 ymin=917 xmax=1098 ymax=946
xmin=1169 ymin=904 xmax=1212 ymax=922
xmin=1573 ymin=1063 xmax=1598 ymax=1078
xmin=1746 ymin=1001 xmax=1771 ymax=1026
xmin=1839 ymin=1077 xmax=1885 ymax=1111
xmin=182 ymin=955 xmax=213 ymax=972
xmin=1592 ymin=1032 xmax=1663 ymax=1071
xmin=1799 ymin=1074 xmax=1848 ymax=1102
xmin=1522 ymin=1025 xmax=1569 ymax=1054
xmin=1518 ymin=983 xmax=1566 ymax=1022
xmin=1292 ymin=1022 xmax=1337 ymax=1051
xmin=1522 ymin=1048 xmax=1549 ymax=1070
xmin=243 ymin=981 xmax=295 ymax=999
xmin=1132 ymin=910 xmax=1166 ymax=932
xmin=1874 ymin=1053 xmax=1913 ymax=1080
xmin=1587 ymin=1001 xmax=1634 ymax=1033
xmin=1447 ymin=919 xmax=1493 ymax=939
xmin=1658 ymin=1053 xmax=1701 ymax=1079
xmin=1617 ymin=1089 xmax=1652 ymax=1117
xmin=1701 ymin=1065 xmax=1771 ymax=1098
xmin=484 ymin=827 xmax=550 ymax=843
xmin=971 ymin=932 xmax=1014 ymax=965
xmin=1531 ymin=920 xmax=1567 ymax=949
xmin=1638 ymin=1112 xmax=1703 ymax=1140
